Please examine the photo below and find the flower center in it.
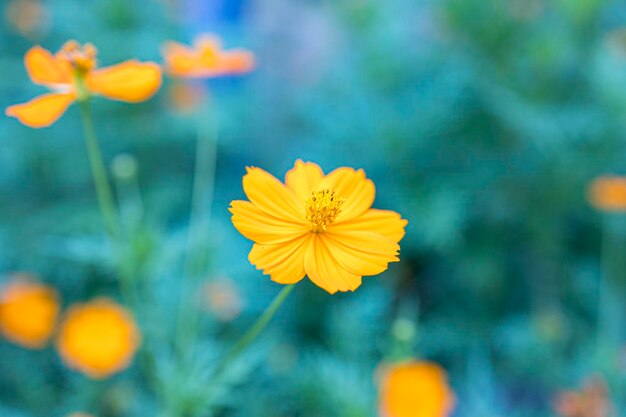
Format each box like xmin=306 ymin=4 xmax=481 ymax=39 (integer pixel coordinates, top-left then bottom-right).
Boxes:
xmin=197 ymin=39 xmax=220 ymax=66
xmin=58 ymin=40 xmax=97 ymax=73
xmin=305 ymin=190 xmax=343 ymax=233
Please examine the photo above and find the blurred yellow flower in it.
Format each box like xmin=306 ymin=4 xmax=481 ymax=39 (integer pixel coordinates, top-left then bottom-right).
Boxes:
xmin=162 ymin=34 xmax=255 ymax=78
xmin=56 ymin=298 xmax=140 ymax=379
xmin=554 ymin=377 xmax=611 ymax=417
xmin=229 ymin=160 xmax=407 ymax=294
xmin=588 ymin=176 xmax=626 ymax=212
xmin=0 ymin=275 xmax=59 ymax=349
xmin=378 ymin=361 xmax=455 ymax=417
xmin=6 ymin=40 xmax=162 ymax=128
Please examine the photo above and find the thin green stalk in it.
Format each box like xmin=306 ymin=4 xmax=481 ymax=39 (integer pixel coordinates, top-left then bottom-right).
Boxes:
xmin=175 ymin=102 xmax=218 ymax=358
xmin=78 ymin=100 xmax=134 ymax=307
xmin=80 ymin=101 xmax=164 ymax=402
xmin=208 ymin=284 xmax=295 ymax=389
xmin=79 ymin=100 xmax=121 ymax=239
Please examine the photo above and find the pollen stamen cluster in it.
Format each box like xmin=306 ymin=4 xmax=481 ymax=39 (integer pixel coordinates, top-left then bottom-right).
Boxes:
xmin=58 ymin=41 xmax=98 ymax=73
xmin=305 ymin=189 xmax=344 ymax=233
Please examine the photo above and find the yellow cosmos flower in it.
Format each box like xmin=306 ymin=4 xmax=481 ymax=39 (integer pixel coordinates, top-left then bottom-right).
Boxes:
xmin=229 ymin=160 xmax=408 ymax=294
xmin=162 ymin=33 xmax=255 ymax=78
xmin=0 ymin=275 xmax=60 ymax=349
xmin=379 ymin=361 xmax=455 ymax=417
xmin=56 ymin=298 xmax=140 ymax=379
xmin=6 ymin=40 xmax=162 ymax=128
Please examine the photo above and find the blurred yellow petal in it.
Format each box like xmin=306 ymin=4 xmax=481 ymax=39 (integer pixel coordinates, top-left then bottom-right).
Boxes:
xmin=6 ymin=92 xmax=74 ymax=128
xmin=24 ymin=45 xmax=72 ymax=86
xmin=248 ymin=235 xmax=311 ymax=284
xmin=332 ymin=208 xmax=408 ymax=242
xmin=319 ymin=167 xmax=375 ymax=222
xmin=243 ymin=167 xmax=305 ymax=221
xmin=230 ymin=200 xmax=308 ymax=244
xmin=304 ymin=235 xmax=362 ymax=294
xmin=86 ymin=60 xmax=162 ymax=102
xmin=285 ymin=159 xmax=325 ymax=201
xmin=162 ymin=41 xmax=199 ymax=76
xmin=217 ymin=50 xmax=255 ymax=74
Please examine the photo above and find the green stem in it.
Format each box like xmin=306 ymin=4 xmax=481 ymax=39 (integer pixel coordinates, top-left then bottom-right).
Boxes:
xmin=208 ymin=284 xmax=295 ymax=388
xmin=175 ymin=102 xmax=218 ymax=358
xmin=78 ymin=100 xmax=134 ymax=307
xmin=79 ymin=100 xmax=121 ymax=239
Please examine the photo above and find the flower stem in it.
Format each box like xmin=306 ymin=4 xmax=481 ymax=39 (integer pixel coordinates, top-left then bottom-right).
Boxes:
xmin=209 ymin=284 xmax=295 ymax=388
xmin=175 ymin=101 xmax=218 ymax=358
xmin=79 ymin=100 xmax=121 ymax=239
xmin=78 ymin=100 xmax=134 ymax=307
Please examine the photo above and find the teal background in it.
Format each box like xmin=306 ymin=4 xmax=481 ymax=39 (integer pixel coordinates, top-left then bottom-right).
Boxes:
xmin=2 ymin=0 xmax=626 ymax=416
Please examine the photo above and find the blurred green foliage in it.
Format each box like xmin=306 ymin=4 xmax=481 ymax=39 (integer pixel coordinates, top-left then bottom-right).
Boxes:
xmin=3 ymin=0 xmax=626 ymax=416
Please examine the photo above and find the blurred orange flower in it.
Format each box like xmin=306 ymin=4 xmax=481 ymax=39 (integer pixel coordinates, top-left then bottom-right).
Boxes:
xmin=229 ymin=160 xmax=407 ymax=294
xmin=5 ymin=0 xmax=50 ymax=39
xmin=6 ymin=40 xmax=162 ymax=128
xmin=168 ymin=81 xmax=206 ymax=113
xmin=588 ymin=176 xmax=626 ymax=212
xmin=0 ymin=275 xmax=59 ymax=349
xmin=378 ymin=361 xmax=455 ymax=417
xmin=200 ymin=278 xmax=243 ymax=322
xmin=162 ymin=34 xmax=254 ymax=78
xmin=56 ymin=298 xmax=140 ymax=379
xmin=554 ymin=377 xmax=611 ymax=417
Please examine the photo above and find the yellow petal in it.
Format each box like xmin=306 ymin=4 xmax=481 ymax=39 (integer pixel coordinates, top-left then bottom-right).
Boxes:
xmin=304 ymin=235 xmax=362 ymax=294
xmin=319 ymin=167 xmax=375 ymax=222
xmin=86 ymin=60 xmax=162 ymax=102
xmin=324 ymin=230 xmax=400 ymax=276
xmin=230 ymin=200 xmax=308 ymax=244
xmin=248 ymin=235 xmax=311 ymax=284
xmin=217 ymin=50 xmax=255 ymax=74
xmin=162 ymin=41 xmax=199 ymax=77
xmin=242 ymin=167 xmax=305 ymax=221
xmin=6 ymin=93 xmax=75 ymax=128
xmin=24 ymin=46 xmax=72 ymax=86
xmin=332 ymin=209 xmax=408 ymax=242
xmin=285 ymin=160 xmax=325 ymax=201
